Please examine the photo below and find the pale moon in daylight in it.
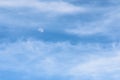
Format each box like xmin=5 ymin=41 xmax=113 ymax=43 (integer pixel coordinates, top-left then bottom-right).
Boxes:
xmin=38 ymin=28 xmax=44 ymax=33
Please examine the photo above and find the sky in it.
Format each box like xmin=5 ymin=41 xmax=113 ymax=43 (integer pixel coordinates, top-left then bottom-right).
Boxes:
xmin=0 ymin=0 xmax=120 ymax=80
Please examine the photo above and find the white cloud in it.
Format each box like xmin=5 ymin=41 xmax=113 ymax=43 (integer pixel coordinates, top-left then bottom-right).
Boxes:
xmin=0 ymin=0 xmax=120 ymax=79
xmin=65 ymin=6 xmax=120 ymax=39
xmin=0 ymin=0 xmax=86 ymax=14
xmin=69 ymin=54 xmax=120 ymax=75
xmin=0 ymin=40 xmax=120 ymax=79
xmin=68 ymin=45 xmax=120 ymax=79
xmin=65 ymin=23 xmax=104 ymax=36
xmin=0 ymin=0 xmax=88 ymax=30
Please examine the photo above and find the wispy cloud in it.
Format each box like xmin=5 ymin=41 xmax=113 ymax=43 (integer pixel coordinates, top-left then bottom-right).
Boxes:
xmin=0 ymin=40 xmax=120 ymax=79
xmin=0 ymin=0 xmax=86 ymax=14
xmin=65 ymin=6 xmax=120 ymax=40
xmin=0 ymin=0 xmax=120 ymax=80
xmin=0 ymin=0 xmax=88 ymax=32
xmin=69 ymin=51 xmax=120 ymax=75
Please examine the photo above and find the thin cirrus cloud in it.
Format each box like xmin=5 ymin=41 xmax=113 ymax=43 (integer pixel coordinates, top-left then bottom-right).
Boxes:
xmin=0 ymin=0 xmax=120 ymax=80
xmin=0 ymin=40 xmax=120 ymax=80
xmin=0 ymin=0 xmax=88 ymax=32
xmin=65 ymin=3 xmax=120 ymax=40
xmin=0 ymin=0 xmax=87 ymax=14
xmin=69 ymin=51 xmax=120 ymax=76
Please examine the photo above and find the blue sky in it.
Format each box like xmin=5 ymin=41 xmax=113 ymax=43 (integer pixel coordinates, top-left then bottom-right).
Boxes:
xmin=0 ymin=0 xmax=120 ymax=80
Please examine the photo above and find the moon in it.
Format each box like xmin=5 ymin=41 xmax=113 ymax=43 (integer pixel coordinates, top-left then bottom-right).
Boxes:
xmin=38 ymin=28 xmax=44 ymax=33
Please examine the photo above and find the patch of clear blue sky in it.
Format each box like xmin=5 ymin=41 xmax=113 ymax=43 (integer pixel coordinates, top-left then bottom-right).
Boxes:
xmin=0 ymin=25 xmax=114 ymax=44
xmin=0 ymin=70 xmax=73 ymax=80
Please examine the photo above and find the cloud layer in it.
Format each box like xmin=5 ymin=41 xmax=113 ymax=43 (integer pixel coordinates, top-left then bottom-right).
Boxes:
xmin=0 ymin=0 xmax=120 ymax=80
xmin=0 ymin=40 xmax=120 ymax=80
